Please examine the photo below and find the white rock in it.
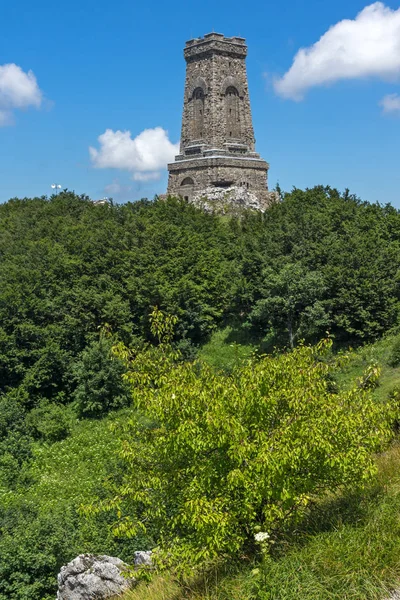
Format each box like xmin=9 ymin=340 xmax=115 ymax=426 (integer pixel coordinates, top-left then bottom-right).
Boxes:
xmin=134 ymin=550 xmax=152 ymax=567
xmin=57 ymin=554 xmax=133 ymax=600
xmin=191 ymin=185 xmax=264 ymax=214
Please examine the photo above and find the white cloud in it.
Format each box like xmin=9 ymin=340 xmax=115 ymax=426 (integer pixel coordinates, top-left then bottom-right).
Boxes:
xmin=274 ymin=2 xmax=400 ymax=100
xmin=104 ymin=181 xmax=125 ymax=195
xmin=89 ymin=127 xmax=179 ymax=181
xmin=380 ymin=93 xmax=400 ymax=113
xmin=132 ymin=171 xmax=161 ymax=182
xmin=0 ymin=110 xmax=12 ymax=126
xmin=104 ymin=180 xmax=133 ymax=198
xmin=0 ymin=63 xmax=43 ymax=125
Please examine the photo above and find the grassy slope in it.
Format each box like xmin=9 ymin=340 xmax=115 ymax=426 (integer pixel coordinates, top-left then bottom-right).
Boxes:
xmin=0 ymin=410 xmax=129 ymax=600
xmin=198 ymin=326 xmax=256 ymax=371
xmin=6 ymin=328 xmax=400 ymax=598
xmin=14 ymin=411 xmax=121 ymax=511
xmin=16 ymin=331 xmax=399 ymax=599
xmin=119 ymin=333 xmax=400 ymax=600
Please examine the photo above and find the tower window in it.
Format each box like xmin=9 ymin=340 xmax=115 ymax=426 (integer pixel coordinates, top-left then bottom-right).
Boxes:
xmin=225 ymin=86 xmax=240 ymax=139
xmin=192 ymin=87 xmax=205 ymax=140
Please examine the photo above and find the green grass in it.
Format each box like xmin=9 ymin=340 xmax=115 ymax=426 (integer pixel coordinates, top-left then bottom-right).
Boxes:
xmin=14 ymin=411 xmax=121 ymax=509
xmin=257 ymin=443 xmax=400 ymax=600
xmin=198 ymin=326 xmax=255 ymax=371
xmin=118 ymin=333 xmax=400 ymax=600
xmin=336 ymin=333 xmax=400 ymax=403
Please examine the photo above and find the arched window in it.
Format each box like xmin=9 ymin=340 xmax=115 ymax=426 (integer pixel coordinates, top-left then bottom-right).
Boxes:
xmin=181 ymin=177 xmax=194 ymax=186
xmin=180 ymin=177 xmax=195 ymax=202
xmin=192 ymin=88 xmax=204 ymax=139
xmin=225 ymin=86 xmax=240 ymax=139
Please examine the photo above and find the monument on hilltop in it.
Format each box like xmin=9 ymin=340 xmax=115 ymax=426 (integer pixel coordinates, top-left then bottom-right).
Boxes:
xmin=167 ymin=33 xmax=276 ymax=211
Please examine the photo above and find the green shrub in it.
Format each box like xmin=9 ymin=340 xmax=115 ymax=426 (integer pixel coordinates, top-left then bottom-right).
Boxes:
xmin=0 ymin=410 xmax=147 ymax=600
xmin=388 ymin=336 xmax=400 ymax=367
xmin=95 ymin=322 xmax=393 ymax=572
xmin=0 ymin=506 xmax=81 ymax=600
xmin=0 ymin=391 xmax=32 ymax=489
xmin=26 ymin=400 xmax=72 ymax=442
xmin=72 ymin=336 xmax=130 ymax=418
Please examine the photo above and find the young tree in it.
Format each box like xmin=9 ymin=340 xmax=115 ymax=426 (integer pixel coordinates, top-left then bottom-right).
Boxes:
xmin=93 ymin=322 xmax=393 ymax=571
xmin=248 ymin=263 xmax=330 ymax=348
xmin=72 ymin=335 xmax=130 ymax=418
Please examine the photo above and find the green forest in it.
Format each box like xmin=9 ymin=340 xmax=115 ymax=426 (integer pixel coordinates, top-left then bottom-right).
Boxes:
xmin=2 ymin=187 xmax=400 ymax=599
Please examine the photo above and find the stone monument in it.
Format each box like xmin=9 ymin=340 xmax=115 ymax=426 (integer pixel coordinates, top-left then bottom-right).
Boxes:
xmin=167 ymin=33 xmax=275 ymax=211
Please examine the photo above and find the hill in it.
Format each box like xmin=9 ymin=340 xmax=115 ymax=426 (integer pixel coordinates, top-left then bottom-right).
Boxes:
xmin=1 ymin=186 xmax=400 ymax=599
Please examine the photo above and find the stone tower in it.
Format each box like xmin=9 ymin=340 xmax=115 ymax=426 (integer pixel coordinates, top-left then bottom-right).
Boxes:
xmin=167 ymin=33 xmax=273 ymax=210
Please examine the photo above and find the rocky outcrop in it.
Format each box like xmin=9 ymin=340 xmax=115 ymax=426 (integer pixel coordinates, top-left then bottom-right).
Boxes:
xmin=57 ymin=554 xmax=133 ymax=600
xmin=134 ymin=550 xmax=152 ymax=567
xmin=191 ymin=186 xmax=278 ymax=214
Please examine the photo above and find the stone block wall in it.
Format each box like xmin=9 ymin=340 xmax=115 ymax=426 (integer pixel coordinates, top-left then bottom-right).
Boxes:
xmin=167 ymin=33 xmax=273 ymax=212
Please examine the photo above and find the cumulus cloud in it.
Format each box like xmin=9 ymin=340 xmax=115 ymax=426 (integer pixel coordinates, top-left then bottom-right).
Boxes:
xmin=0 ymin=63 xmax=43 ymax=125
xmin=274 ymin=2 xmax=400 ymax=100
xmin=380 ymin=93 xmax=400 ymax=113
xmin=89 ymin=127 xmax=179 ymax=181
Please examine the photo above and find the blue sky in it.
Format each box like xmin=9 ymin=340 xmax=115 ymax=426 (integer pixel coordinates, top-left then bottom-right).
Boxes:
xmin=0 ymin=0 xmax=399 ymax=206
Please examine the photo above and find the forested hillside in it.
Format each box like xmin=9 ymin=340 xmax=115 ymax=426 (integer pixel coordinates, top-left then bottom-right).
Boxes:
xmin=2 ymin=187 xmax=400 ymax=403
xmin=1 ymin=187 xmax=400 ymax=599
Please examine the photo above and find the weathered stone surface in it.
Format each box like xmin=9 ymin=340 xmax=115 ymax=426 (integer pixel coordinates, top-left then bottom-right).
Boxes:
xmin=167 ymin=33 xmax=273 ymax=212
xmin=57 ymin=554 xmax=133 ymax=600
xmin=134 ymin=550 xmax=152 ymax=567
xmin=191 ymin=186 xmax=278 ymax=214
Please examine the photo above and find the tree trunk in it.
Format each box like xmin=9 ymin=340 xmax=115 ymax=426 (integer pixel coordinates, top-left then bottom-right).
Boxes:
xmin=288 ymin=317 xmax=294 ymax=349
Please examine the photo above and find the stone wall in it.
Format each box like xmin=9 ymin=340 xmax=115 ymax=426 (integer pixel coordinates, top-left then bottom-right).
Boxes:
xmin=179 ymin=33 xmax=256 ymax=153
xmin=168 ymin=155 xmax=271 ymax=207
xmin=167 ymin=33 xmax=273 ymax=211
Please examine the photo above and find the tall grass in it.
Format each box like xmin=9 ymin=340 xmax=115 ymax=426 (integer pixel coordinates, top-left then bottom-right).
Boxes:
xmin=198 ymin=326 xmax=255 ymax=371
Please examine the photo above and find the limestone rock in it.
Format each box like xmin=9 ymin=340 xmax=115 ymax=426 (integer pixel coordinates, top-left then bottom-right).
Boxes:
xmin=191 ymin=185 xmax=273 ymax=214
xmin=134 ymin=550 xmax=152 ymax=567
xmin=57 ymin=554 xmax=133 ymax=600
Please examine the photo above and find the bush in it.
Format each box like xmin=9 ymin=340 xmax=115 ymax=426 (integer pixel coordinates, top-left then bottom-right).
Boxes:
xmin=97 ymin=330 xmax=393 ymax=571
xmin=0 ymin=410 xmax=147 ymax=600
xmin=26 ymin=400 xmax=72 ymax=442
xmin=0 ymin=506 xmax=81 ymax=600
xmin=72 ymin=336 xmax=131 ymax=418
xmin=388 ymin=336 xmax=400 ymax=367
xmin=0 ymin=391 xmax=32 ymax=488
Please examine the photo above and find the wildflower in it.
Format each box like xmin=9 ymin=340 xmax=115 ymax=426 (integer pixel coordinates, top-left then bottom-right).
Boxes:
xmin=254 ymin=532 xmax=270 ymax=543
